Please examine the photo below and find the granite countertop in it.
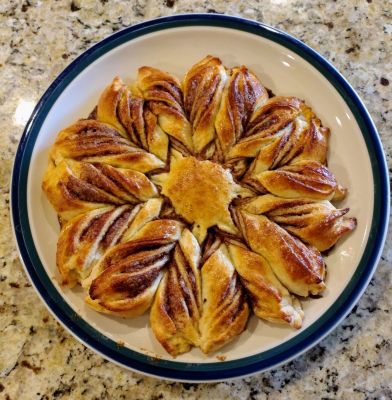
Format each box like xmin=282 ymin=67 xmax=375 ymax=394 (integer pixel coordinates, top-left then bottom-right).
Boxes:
xmin=0 ymin=0 xmax=391 ymax=399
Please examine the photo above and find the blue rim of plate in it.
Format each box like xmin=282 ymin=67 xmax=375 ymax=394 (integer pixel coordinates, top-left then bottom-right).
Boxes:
xmin=11 ymin=14 xmax=389 ymax=381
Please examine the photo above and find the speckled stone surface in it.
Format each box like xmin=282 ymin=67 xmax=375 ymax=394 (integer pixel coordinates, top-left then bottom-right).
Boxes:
xmin=0 ymin=1 xmax=391 ymax=399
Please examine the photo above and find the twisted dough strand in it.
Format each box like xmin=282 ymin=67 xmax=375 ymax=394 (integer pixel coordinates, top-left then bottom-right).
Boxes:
xmin=227 ymin=242 xmax=304 ymax=329
xmin=150 ymin=229 xmax=202 ymax=356
xmin=56 ymin=198 xmax=163 ymax=288
xmin=237 ymin=210 xmax=326 ymax=297
xmin=136 ymin=67 xmax=193 ymax=152
xmin=85 ymin=219 xmax=183 ymax=317
xmin=241 ymin=195 xmax=357 ymax=251
xmin=215 ymin=66 xmax=268 ymax=157
xmin=183 ymin=55 xmax=228 ymax=154
xmin=97 ymin=77 xmax=169 ymax=162
xmin=199 ymin=243 xmax=250 ymax=354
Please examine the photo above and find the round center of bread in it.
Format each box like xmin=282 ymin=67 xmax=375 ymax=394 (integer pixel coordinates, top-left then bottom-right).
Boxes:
xmin=160 ymin=156 xmax=239 ymax=242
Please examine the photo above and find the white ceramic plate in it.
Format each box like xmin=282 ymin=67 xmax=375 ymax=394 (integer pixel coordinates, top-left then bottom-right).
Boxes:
xmin=11 ymin=14 xmax=389 ymax=381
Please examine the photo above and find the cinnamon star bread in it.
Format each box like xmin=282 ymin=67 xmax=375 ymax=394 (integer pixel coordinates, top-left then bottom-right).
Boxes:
xmin=43 ymin=55 xmax=356 ymax=356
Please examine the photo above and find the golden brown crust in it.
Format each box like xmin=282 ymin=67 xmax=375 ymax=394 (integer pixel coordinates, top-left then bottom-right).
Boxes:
xmin=227 ymin=96 xmax=324 ymax=164
xmin=49 ymin=119 xmax=165 ymax=172
xmin=227 ymin=97 xmax=333 ymax=190
xmin=150 ymin=229 xmax=201 ymax=356
xmin=42 ymin=159 xmax=158 ymax=222
xmin=290 ymin=118 xmax=330 ymax=165
xmin=199 ymin=244 xmax=250 ymax=354
xmin=143 ymin=108 xmax=169 ymax=162
xmin=228 ymin=243 xmax=304 ymax=328
xmin=85 ymin=219 xmax=183 ymax=317
xmin=228 ymin=97 xmax=306 ymax=160
xmin=241 ymin=195 xmax=357 ymax=251
xmin=57 ymin=199 xmax=164 ymax=289
xmin=120 ymin=198 xmax=163 ymax=243
xmin=97 ymin=77 xmax=169 ymax=162
xmin=97 ymin=76 xmax=129 ymax=138
xmin=57 ymin=205 xmax=137 ymax=287
xmin=215 ymin=66 xmax=268 ymax=157
xmin=182 ymin=55 xmax=228 ymax=154
xmin=136 ymin=66 xmax=193 ymax=152
xmin=157 ymin=156 xmax=245 ymax=243
xmin=50 ymin=119 xmax=131 ymax=162
xmin=42 ymin=160 xmax=112 ymax=222
xmin=250 ymin=160 xmax=339 ymax=200
xmin=237 ymin=211 xmax=326 ymax=297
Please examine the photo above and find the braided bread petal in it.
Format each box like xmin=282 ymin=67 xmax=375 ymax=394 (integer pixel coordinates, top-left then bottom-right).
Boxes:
xmin=56 ymin=199 xmax=163 ymax=288
xmin=85 ymin=219 xmax=182 ymax=317
xmin=183 ymin=56 xmax=227 ymax=154
xmin=49 ymin=119 xmax=165 ymax=172
xmin=150 ymin=229 xmax=201 ymax=356
xmin=96 ymin=76 xmax=130 ymax=138
xmin=199 ymin=243 xmax=249 ymax=354
xmin=215 ymin=66 xmax=268 ymax=157
xmin=42 ymin=159 xmax=158 ymax=222
xmin=237 ymin=211 xmax=326 ymax=297
xmin=97 ymin=77 xmax=169 ymax=161
xmin=227 ymin=242 xmax=304 ymax=328
xmin=247 ymin=160 xmax=344 ymax=201
xmin=57 ymin=205 xmax=132 ymax=287
xmin=136 ymin=66 xmax=193 ymax=152
xmin=241 ymin=195 xmax=357 ymax=251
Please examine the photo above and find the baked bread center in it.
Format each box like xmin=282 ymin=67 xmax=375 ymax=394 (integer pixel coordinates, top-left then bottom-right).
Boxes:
xmin=160 ymin=156 xmax=239 ymax=242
